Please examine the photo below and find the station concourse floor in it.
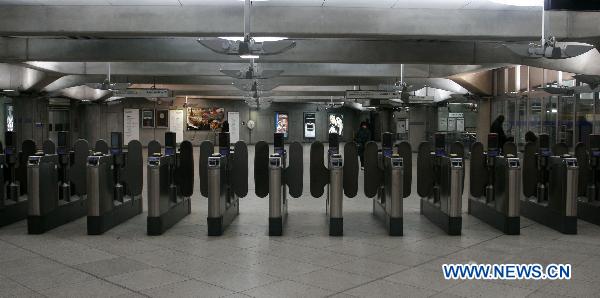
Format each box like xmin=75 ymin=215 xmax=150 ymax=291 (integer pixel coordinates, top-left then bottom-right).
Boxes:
xmin=1 ymin=144 xmax=600 ymax=298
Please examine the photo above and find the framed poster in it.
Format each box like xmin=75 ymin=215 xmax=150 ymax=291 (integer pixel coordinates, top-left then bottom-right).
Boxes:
xmin=304 ymin=112 xmax=316 ymax=138
xmin=142 ymin=109 xmax=155 ymax=128
xmin=169 ymin=109 xmax=184 ymax=143
xmin=123 ymin=109 xmax=140 ymax=143
xmin=274 ymin=112 xmax=289 ymax=138
xmin=5 ymin=104 xmax=14 ymax=132
xmin=156 ymin=109 xmax=169 ymax=128
xmin=327 ymin=113 xmax=344 ymax=135
xmin=187 ymin=107 xmax=225 ymax=131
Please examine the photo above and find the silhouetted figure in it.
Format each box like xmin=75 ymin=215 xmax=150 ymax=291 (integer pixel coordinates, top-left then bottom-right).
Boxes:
xmin=356 ymin=121 xmax=372 ymax=168
xmin=221 ymin=121 xmax=229 ymax=133
xmin=525 ymin=131 xmax=537 ymax=144
xmin=490 ymin=115 xmax=508 ymax=148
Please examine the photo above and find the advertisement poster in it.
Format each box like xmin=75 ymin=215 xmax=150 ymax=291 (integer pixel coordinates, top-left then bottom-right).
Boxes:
xmin=142 ymin=109 xmax=155 ymax=128
xmin=327 ymin=113 xmax=344 ymax=135
xmin=169 ymin=109 xmax=184 ymax=143
xmin=156 ymin=109 xmax=169 ymax=128
xmin=275 ymin=112 xmax=289 ymax=138
xmin=123 ymin=109 xmax=140 ymax=143
xmin=304 ymin=112 xmax=316 ymax=138
xmin=228 ymin=111 xmax=240 ymax=143
xmin=186 ymin=107 xmax=225 ymax=131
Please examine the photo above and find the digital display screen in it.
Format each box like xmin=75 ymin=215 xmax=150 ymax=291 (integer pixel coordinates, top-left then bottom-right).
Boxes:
xmin=275 ymin=112 xmax=289 ymax=138
xmin=327 ymin=113 xmax=344 ymax=136
xmin=303 ymin=112 xmax=316 ymax=139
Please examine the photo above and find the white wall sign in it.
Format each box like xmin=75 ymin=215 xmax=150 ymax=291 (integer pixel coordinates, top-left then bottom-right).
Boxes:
xmin=456 ymin=118 xmax=465 ymax=132
xmin=447 ymin=118 xmax=457 ymax=131
xmin=345 ymin=90 xmax=401 ymax=100
xmin=448 ymin=112 xmax=464 ymax=118
xmin=438 ymin=117 xmax=448 ymax=131
xmin=169 ymin=109 xmax=184 ymax=143
xmin=228 ymin=111 xmax=240 ymax=143
xmin=114 ymin=89 xmax=171 ymax=98
xmin=123 ymin=108 xmax=139 ymax=143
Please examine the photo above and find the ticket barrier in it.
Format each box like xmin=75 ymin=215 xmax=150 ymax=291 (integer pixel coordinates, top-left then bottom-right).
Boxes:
xmin=469 ymin=134 xmax=521 ymax=234
xmin=363 ymin=132 xmax=412 ymax=236
xmin=27 ymin=133 xmax=89 ymax=234
xmin=200 ymin=132 xmax=248 ymax=236
xmin=417 ymin=133 xmax=464 ymax=235
xmin=87 ymin=132 xmax=143 ymax=235
xmin=254 ymin=133 xmax=303 ymax=236
xmin=0 ymin=132 xmax=35 ymax=227
xmin=310 ymin=133 xmax=359 ymax=236
xmin=521 ymin=134 xmax=578 ymax=234
xmin=147 ymin=132 xmax=194 ymax=235
xmin=574 ymin=134 xmax=600 ymax=226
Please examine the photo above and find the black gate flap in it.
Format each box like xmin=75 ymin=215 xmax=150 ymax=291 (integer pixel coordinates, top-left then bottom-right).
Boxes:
xmin=254 ymin=141 xmax=269 ymax=198
xmin=503 ymin=142 xmax=517 ymax=156
xmin=18 ymin=140 xmax=36 ymax=195
xmin=470 ymin=142 xmax=487 ymax=198
xmin=199 ymin=141 xmax=214 ymax=198
xmin=363 ymin=142 xmax=381 ymax=198
xmin=574 ymin=142 xmax=589 ymax=197
xmin=343 ymin=142 xmax=359 ymax=198
xmin=43 ymin=140 xmax=56 ymax=155
xmin=125 ymin=140 xmax=143 ymax=196
xmin=148 ymin=140 xmax=162 ymax=156
xmin=310 ymin=142 xmax=329 ymax=197
xmin=286 ymin=142 xmax=303 ymax=198
xmin=553 ymin=143 xmax=569 ymax=156
xmin=522 ymin=142 xmax=538 ymax=198
xmin=397 ymin=141 xmax=412 ymax=198
xmin=548 ymin=156 xmax=566 ymax=214
xmin=450 ymin=142 xmax=464 ymax=158
xmin=72 ymin=139 xmax=90 ymax=196
xmin=417 ymin=142 xmax=434 ymax=197
xmin=231 ymin=141 xmax=248 ymax=198
xmin=95 ymin=139 xmax=109 ymax=154
xmin=177 ymin=141 xmax=194 ymax=197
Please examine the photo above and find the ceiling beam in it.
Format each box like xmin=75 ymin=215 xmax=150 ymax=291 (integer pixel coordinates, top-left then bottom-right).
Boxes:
xmin=0 ymin=6 xmax=594 ymax=41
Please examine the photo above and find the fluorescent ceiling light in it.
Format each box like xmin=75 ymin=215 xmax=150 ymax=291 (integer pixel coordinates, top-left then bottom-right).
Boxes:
xmin=489 ymin=0 xmax=543 ymax=6
xmin=220 ymin=37 xmax=287 ymax=42
xmin=2 ymin=89 xmax=15 ymax=92
xmin=240 ymin=55 xmax=260 ymax=59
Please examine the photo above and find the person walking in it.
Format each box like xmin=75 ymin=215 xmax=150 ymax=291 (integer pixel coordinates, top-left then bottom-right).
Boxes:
xmin=356 ymin=121 xmax=372 ymax=169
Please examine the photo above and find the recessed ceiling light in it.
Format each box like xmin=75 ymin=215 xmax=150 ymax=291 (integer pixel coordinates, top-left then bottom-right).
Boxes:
xmin=489 ymin=0 xmax=543 ymax=6
xmin=240 ymin=55 xmax=260 ymax=59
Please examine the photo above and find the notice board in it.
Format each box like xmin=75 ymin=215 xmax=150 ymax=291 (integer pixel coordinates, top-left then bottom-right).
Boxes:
xmin=123 ymin=109 xmax=139 ymax=143
xmin=169 ymin=109 xmax=184 ymax=144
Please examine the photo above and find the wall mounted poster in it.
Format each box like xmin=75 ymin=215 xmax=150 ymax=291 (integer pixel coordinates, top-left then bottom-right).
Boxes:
xmin=123 ymin=108 xmax=140 ymax=143
xmin=156 ymin=109 xmax=168 ymax=128
xmin=187 ymin=107 xmax=225 ymax=131
xmin=169 ymin=109 xmax=184 ymax=143
xmin=327 ymin=113 xmax=344 ymax=135
xmin=304 ymin=112 xmax=316 ymax=138
xmin=228 ymin=111 xmax=240 ymax=143
xmin=275 ymin=112 xmax=289 ymax=138
xmin=142 ymin=109 xmax=155 ymax=128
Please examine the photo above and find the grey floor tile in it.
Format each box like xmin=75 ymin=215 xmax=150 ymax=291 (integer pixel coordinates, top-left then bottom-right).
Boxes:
xmin=0 ymin=276 xmax=44 ymax=298
xmin=141 ymin=279 xmax=234 ymax=298
xmin=385 ymin=266 xmax=464 ymax=292
xmin=290 ymin=268 xmax=374 ymax=292
xmin=245 ymin=256 xmax=324 ymax=279
xmin=183 ymin=260 xmax=282 ymax=292
xmin=242 ymin=280 xmax=333 ymax=298
xmin=536 ymin=279 xmax=600 ymax=297
xmin=73 ymin=256 xmax=153 ymax=277
xmin=12 ymin=266 xmax=94 ymax=291
xmin=0 ymin=256 xmax=63 ymax=276
xmin=105 ymin=268 xmax=188 ymax=291
xmin=43 ymin=279 xmax=134 ymax=298
xmin=342 ymin=279 xmax=438 ymax=298
xmin=332 ymin=258 xmax=409 ymax=278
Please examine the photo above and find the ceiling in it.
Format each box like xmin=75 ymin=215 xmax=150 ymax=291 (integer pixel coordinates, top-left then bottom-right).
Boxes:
xmin=0 ymin=0 xmax=542 ymax=10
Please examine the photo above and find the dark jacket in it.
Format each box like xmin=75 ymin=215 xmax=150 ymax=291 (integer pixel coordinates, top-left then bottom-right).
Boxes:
xmin=490 ymin=120 xmax=507 ymax=147
xmin=356 ymin=127 xmax=371 ymax=145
